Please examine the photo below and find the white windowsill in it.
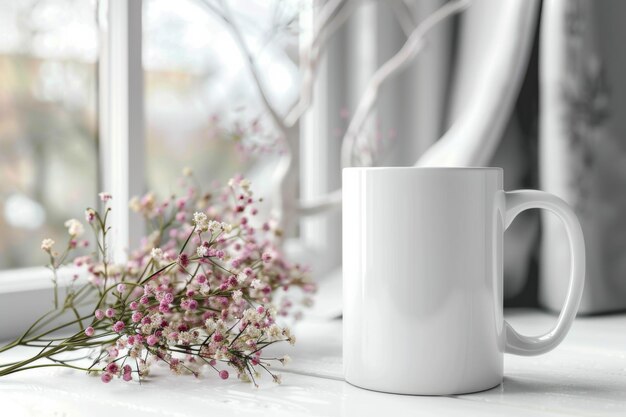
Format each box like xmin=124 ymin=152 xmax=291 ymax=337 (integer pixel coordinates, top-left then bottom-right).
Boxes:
xmin=0 ymin=267 xmax=89 ymax=340
xmin=1 ymin=310 xmax=625 ymax=416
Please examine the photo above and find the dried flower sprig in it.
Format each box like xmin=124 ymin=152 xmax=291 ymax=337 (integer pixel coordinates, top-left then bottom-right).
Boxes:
xmin=0 ymin=172 xmax=315 ymax=386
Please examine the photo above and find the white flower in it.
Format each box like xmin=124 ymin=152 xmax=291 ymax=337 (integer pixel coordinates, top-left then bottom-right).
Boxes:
xmin=199 ymin=283 xmax=211 ymax=295
xmin=208 ymin=220 xmax=222 ymax=233
xmin=193 ymin=212 xmax=208 ymax=231
xmin=197 ymin=246 xmax=209 ymax=257
xmin=280 ymin=355 xmax=291 ymax=366
xmin=272 ymin=374 xmax=282 ymax=384
xmin=98 ymin=192 xmax=112 ymax=202
xmin=251 ymin=279 xmax=263 ymax=290
xmin=267 ymin=324 xmax=282 ymax=340
xmin=245 ymin=326 xmax=262 ymax=339
xmin=151 ymin=247 xmax=163 ymax=260
xmin=41 ymin=238 xmax=55 ymax=252
xmin=129 ymin=196 xmax=141 ymax=212
xmin=243 ymin=308 xmax=261 ymax=324
xmin=240 ymin=178 xmax=251 ymax=190
xmin=283 ymin=327 xmax=296 ymax=345
xmin=205 ymin=319 xmax=217 ymax=333
xmin=236 ymin=272 xmax=247 ymax=284
xmin=221 ymin=222 xmax=233 ymax=233
xmin=232 ymin=289 xmax=243 ymax=302
xmin=64 ymin=219 xmax=84 ymax=237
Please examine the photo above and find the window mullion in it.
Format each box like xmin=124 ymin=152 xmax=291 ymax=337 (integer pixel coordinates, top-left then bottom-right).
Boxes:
xmin=99 ymin=0 xmax=144 ymax=264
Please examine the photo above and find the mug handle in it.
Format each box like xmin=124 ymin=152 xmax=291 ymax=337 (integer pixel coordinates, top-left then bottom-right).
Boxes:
xmin=503 ymin=190 xmax=585 ymax=356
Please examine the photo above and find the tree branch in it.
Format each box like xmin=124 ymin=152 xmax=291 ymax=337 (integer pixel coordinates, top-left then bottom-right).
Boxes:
xmin=390 ymin=0 xmax=417 ymax=37
xmin=340 ymin=0 xmax=470 ymax=168
xmin=284 ymin=0 xmax=353 ymax=127
xmin=198 ymin=0 xmax=288 ymax=138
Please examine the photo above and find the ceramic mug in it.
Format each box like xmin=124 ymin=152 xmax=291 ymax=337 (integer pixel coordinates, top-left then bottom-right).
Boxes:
xmin=342 ymin=167 xmax=585 ymax=395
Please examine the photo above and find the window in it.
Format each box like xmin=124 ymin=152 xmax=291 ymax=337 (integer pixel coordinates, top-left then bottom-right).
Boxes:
xmin=0 ymin=0 xmax=326 ymax=279
xmin=0 ymin=0 xmax=99 ymax=270
xmin=143 ymin=0 xmax=299 ymax=198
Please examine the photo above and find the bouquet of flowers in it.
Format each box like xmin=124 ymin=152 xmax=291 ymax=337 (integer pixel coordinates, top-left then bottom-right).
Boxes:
xmin=0 ymin=171 xmax=315 ymax=385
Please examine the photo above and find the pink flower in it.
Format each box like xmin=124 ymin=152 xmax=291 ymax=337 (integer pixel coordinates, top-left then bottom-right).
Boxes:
xmin=131 ymin=312 xmax=143 ymax=323
xmin=101 ymin=372 xmax=113 ymax=383
xmin=147 ymin=335 xmax=159 ymax=346
xmin=219 ymin=370 xmax=229 ymax=380
xmin=95 ymin=309 xmax=104 ymax=320
xmin=117 ymin=283 xmax=127 ymax=293
xmin=108 ymin=347 xmax=119 ymax=359
xmin=262 ymin=252 xmax=272 ymax=263
xmin=129 ymin=301 xmax=139 ymax=310
xmin=105 ymin=308 xmax=115 ymax=318
xmin=85 ymin=326 xmax=94 ymax=337
xmin=99 ymin=192 xmax=112 ymax=202
xmin=123 ymin=372 xmax=132 ymax=382
xmin=112 ymin=321 xmax=125 ymax=333
xmin=106 ymin=363 xmax=119 ymax=374
xmin=163 ymin=292 xmax=174 ymax=304
xmin=85 ymin=209 xmax=96 ymax=223
xmin=178 ymin=253 xmax=189 ymax=268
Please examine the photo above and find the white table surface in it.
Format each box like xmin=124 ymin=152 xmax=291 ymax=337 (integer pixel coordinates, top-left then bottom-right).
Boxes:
xmin=1 ymin=308 xmax=625 ymax=417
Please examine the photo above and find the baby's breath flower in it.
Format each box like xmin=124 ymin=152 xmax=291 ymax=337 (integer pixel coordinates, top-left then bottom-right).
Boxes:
xmin=221 ymin=222 xmax=233 ymax=233
xmin=41 ymin=238 xmax=55 ymax=252
xmin=240 ymin=178 xmax=251 ymax=191
xmin=193 ymin=212 xmax=208 ymax=231
xmin=208 ymin=220 xmax=222 ymax=233
xmin=85 ymin=208 xmax=96 ymax=223
xmin=267 ymin=324 xmax=282 ymax=340
xmin=7 ymin=173 xmax=315 ymax=387
xmin=151 ymin=247 xmax=163 ymax=260
xmin=98 ymin=192 xmax=112 ymax=202
xmin=64 ymin=219 xmax=84 ymax=237
xmin=129 ymin=196 xmax=141 ymax=212
xmin=236 ymin=272 xmax=247 ymax=284
xmin=196 ymin=246 xmax=209 ymax=257
xmin=205 ymin=319 xmax=216 ymax=333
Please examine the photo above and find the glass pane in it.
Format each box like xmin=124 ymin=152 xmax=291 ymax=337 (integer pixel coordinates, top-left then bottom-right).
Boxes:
xmin=0 ymin=0 xmax=98 ymax=269
xmin=144 ymin=0 xmax=300 ymax=197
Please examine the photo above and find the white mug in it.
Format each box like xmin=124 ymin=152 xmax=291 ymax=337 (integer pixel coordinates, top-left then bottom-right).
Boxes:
xmin=342 ymin=167 xmax=585 ymax=395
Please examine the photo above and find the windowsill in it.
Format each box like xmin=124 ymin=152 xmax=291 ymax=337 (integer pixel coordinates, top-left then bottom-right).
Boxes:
xmin=1 ymin=309 xmax=625 ymax=416
xmin=0 ymin=267 xmax=89 ymax=340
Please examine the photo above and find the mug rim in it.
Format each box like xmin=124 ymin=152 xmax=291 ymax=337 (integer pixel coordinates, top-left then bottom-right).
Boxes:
xmin=343 ymin=166 xmax=503 ymax=172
